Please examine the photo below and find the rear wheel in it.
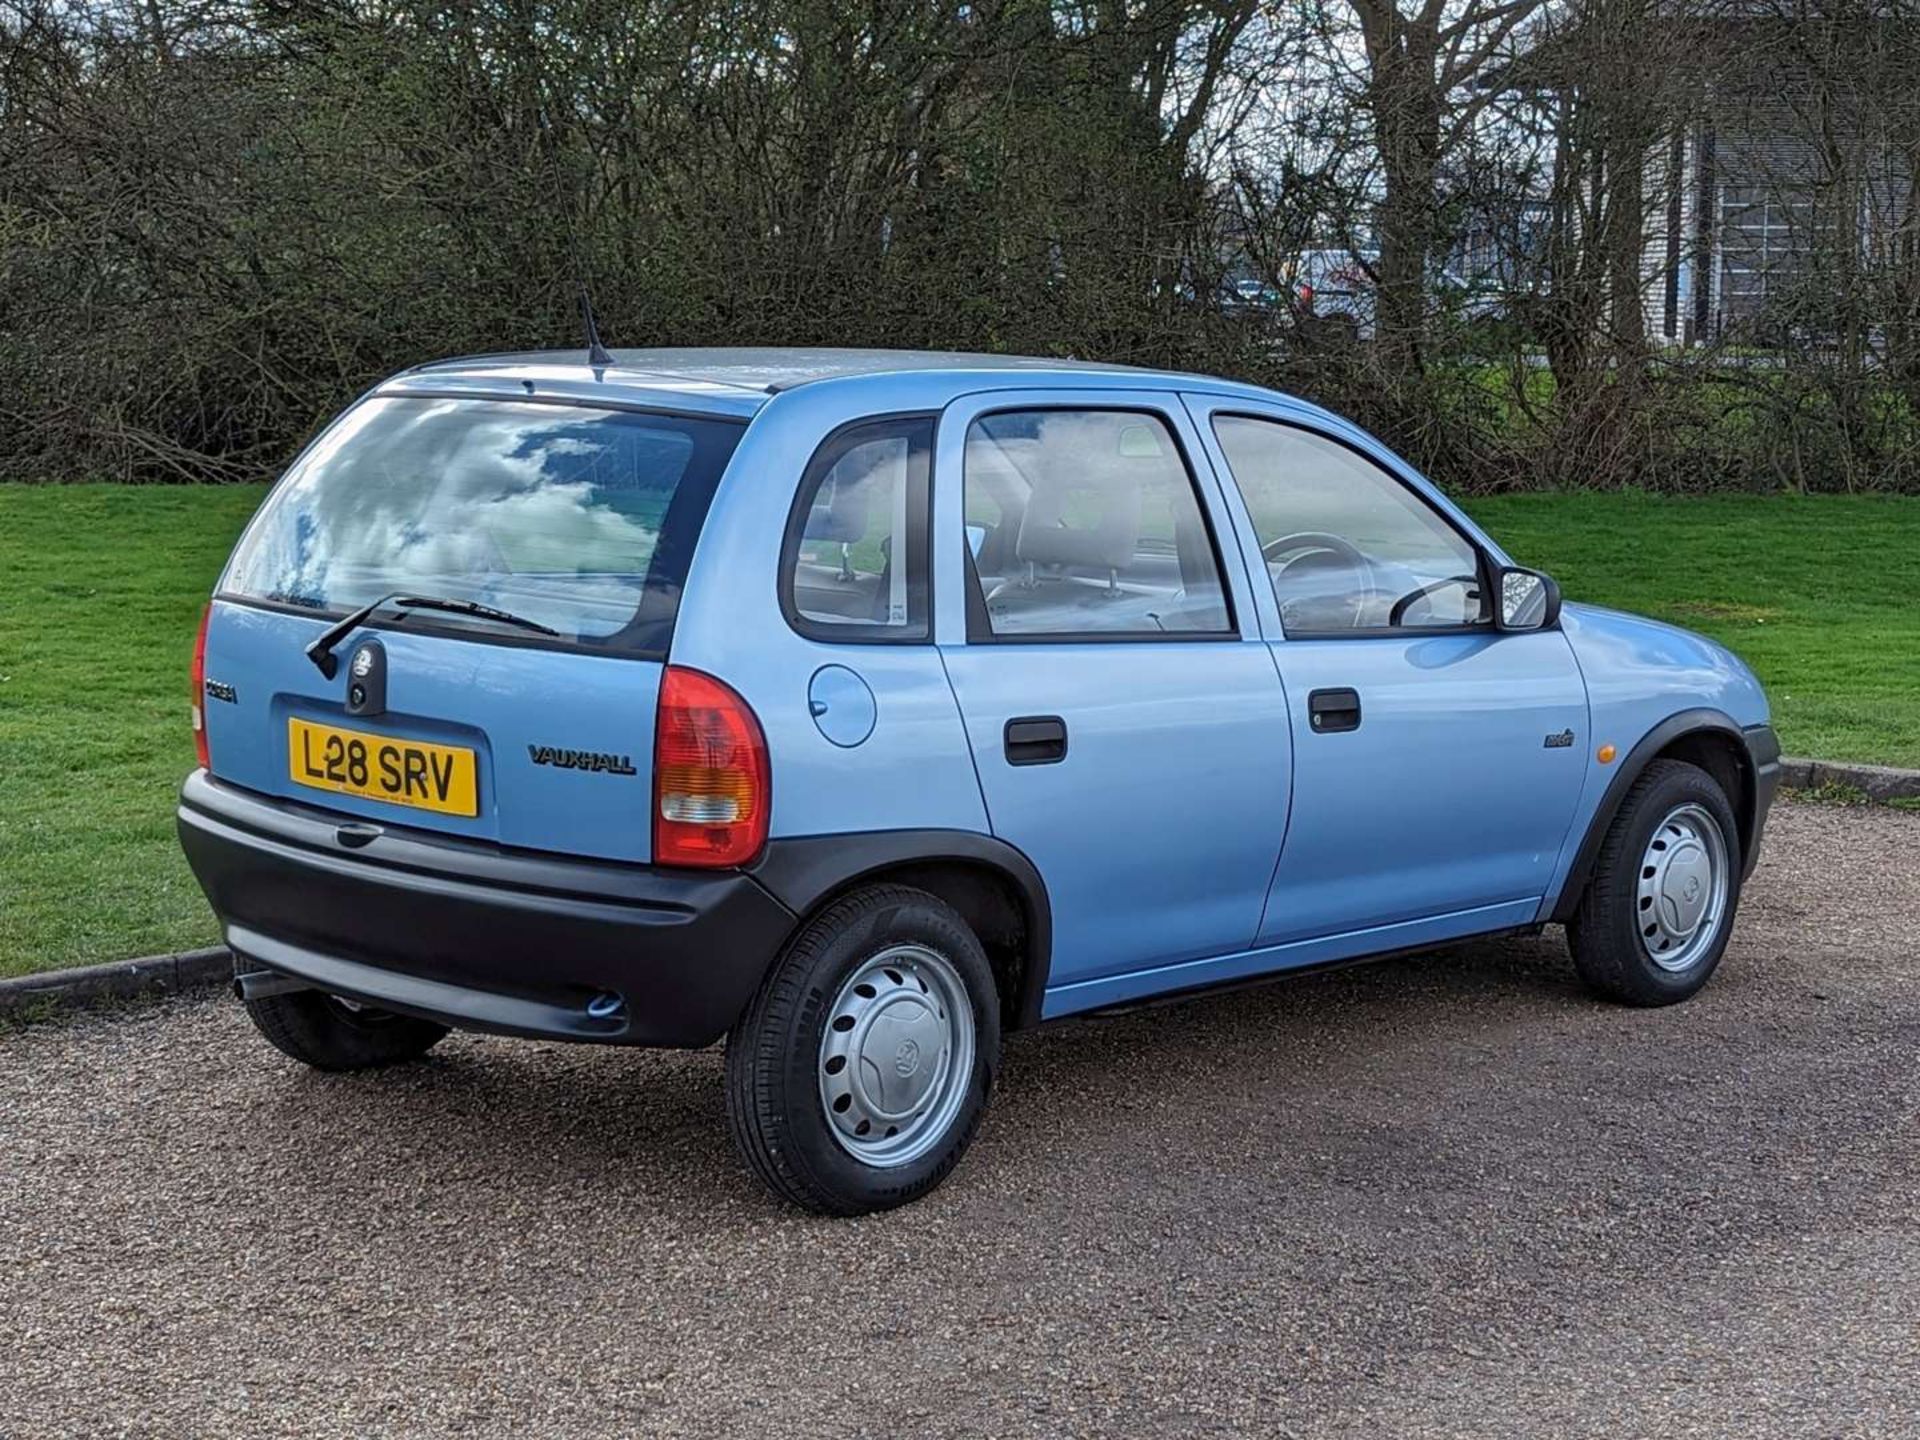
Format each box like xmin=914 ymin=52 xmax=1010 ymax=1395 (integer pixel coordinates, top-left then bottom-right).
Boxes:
xmin=1568 ymin=759 xmax=1743 ymax=1006
xmin=236 ymin=959 xmax=449 ymax=1071
xmin=726 ymin=884 xmax=1000 ymax=1216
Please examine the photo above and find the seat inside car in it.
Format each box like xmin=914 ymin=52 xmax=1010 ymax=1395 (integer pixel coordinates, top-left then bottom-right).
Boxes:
xmin=791 ymin=468 xmax=890 ymax=624
xmin=977 ymin=425 xmax=1218 ymax=633
xmin=988 ymin=455 xmax=1143 ymax=603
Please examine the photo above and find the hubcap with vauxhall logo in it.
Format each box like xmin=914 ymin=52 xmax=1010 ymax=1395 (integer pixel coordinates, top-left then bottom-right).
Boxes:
xmin=817 ymin=944 xmax=975 ymax=1168
xmin=1635 ymin=803 xmax=1730 ymax=973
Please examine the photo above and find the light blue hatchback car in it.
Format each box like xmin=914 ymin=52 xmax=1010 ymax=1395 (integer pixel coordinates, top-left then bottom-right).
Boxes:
xmin=180 ymin=348 xmax=1779 ymax=1214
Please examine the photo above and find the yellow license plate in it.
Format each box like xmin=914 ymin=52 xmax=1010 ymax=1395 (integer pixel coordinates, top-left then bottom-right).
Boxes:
xmin=287 ymin=717 xmax=480 ymax=817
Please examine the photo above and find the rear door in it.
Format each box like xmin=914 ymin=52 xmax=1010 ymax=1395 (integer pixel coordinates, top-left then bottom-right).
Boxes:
xmin=1187 ymin=397 xmax=1588 ymax=945
xmin=201 ymin=395 xmax=743 ymax=862
xmin=933 ymin=391 xmax=1293 ymax=1012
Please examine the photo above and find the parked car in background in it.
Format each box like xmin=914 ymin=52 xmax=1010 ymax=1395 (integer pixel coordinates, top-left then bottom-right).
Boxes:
xmin=180 ymin=348 xmax=1779 ymax=1215
xmin=1237 ymin=251 xmax=1506 ymax=339
xmin=1288 ymin=248 xmax=1379 ymax=336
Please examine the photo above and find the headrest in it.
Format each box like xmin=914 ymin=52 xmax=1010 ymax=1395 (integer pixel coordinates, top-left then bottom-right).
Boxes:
xmin=802 ymin=470 xmax=870 ymax=544
xmin=1014 ymin=448 xmax=1145 ymax=573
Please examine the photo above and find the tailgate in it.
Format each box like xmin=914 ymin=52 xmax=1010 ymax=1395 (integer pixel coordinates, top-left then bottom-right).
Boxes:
xmin=200 ymin=601 xmax=661 ymax=862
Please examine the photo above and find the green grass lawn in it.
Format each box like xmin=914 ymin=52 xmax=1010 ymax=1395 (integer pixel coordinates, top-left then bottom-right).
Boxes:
xmin=2 ymin=483 xmax=1916 ymax=979
xmin=1 ymin=485 xmax=269 ymax=978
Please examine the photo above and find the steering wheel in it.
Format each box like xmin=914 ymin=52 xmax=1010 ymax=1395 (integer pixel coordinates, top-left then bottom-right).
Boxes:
xmin=1387 ymin=573 xmax=1482 ymax=627
xmin=1260 ymin=530 xmax=1366 ymax=568
xmin=1261 ymin=531 xmax=1373 ymax=629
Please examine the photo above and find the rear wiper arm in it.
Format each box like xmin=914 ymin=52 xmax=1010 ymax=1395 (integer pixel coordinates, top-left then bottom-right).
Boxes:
xmin=305 ymin=592 xmax=559 ymax=677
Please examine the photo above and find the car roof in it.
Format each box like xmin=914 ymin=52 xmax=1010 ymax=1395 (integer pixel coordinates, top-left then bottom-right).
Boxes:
xmin=386 ymin=346 xmax=1285 ymax=417
xmin=411 ymin=346 xmax=1148 ymax=391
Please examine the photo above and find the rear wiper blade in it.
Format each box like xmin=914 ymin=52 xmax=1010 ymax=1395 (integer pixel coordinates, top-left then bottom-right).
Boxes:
xmin=304 ymin=592 xmax=559 ymax=677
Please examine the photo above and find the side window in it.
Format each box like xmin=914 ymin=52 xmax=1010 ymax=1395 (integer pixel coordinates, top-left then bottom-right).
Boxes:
xmin=783 ymin=416 xmax=931 ymax=641
xmin=963 ymin=409 xmax=1232 ymax=639
xmin=1212 ymin=416 xmax=1486 ymax=635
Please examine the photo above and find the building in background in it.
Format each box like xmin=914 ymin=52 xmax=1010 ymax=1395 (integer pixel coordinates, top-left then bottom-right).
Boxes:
xmin=1511 ymin=0 xmax=1916 ymax=348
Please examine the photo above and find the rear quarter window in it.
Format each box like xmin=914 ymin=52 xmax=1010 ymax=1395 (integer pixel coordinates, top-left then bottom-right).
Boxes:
xmin=223 ymin=397 xmax=743 ymax=656
xmin=780 ymin=416 xmax=933 ymax=642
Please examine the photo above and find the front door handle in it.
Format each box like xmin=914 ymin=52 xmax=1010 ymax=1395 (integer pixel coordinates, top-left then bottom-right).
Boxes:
xmin=1004 ymin=715 xmax=1068 ymax=766
xmin=1308 ymin=687 xmax=1361 ymax=733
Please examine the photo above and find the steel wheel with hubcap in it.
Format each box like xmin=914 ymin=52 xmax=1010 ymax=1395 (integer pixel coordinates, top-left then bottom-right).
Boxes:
xmin=727 ymin=884 xmax=1001 ymax=1216
xmin=818 ymin=944 xmax=977 ymax=1168
xmin=1635 ymin=802 xmax=1730 ymax=972
xmin=1569 ymin=757 xmax=1744 ymax=1007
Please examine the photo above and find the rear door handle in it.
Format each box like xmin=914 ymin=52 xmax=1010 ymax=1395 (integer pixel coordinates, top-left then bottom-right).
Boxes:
xmin=1308 ymin=687 xmax=1361 ymax=733
xmin=1004 ymin=715 xmax=1068 ymax=766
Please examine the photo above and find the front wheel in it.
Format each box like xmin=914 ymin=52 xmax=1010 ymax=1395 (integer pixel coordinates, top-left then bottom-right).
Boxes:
xmin=1568 ymin=759 xmax=1743 ymax=1006
xmin=725 ymin=885 xmax=1001 ymax=1216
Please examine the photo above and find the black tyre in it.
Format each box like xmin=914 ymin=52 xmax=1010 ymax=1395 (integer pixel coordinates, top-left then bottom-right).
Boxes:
xmin=1568 ymin=758 xmax=1743 ymax=1007
xmin=236 ymin=959 xmax=449 ymax=1071
xmin=726 ymin=884 xmax=1001 ymax=1216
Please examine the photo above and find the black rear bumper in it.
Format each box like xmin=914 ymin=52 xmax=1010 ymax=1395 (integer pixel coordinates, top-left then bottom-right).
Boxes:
xmin=177 ymin=771 xmax=797 ymax=1046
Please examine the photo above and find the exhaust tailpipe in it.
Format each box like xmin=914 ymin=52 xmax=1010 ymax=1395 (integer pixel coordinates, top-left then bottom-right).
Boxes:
xmin=233 ymin=969 xmax=311 ymax=1002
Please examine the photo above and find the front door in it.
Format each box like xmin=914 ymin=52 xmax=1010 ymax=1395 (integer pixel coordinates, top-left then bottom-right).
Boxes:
xmin=1189 ymin=400 xmax=1590 ymax=947
xmin=934 ymin=393 xmax=1293 ymax=1011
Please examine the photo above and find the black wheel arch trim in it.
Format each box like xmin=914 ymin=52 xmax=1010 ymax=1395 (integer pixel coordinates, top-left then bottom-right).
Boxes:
xmin=752 ymin=830 xmax=1053 ymax=1029
xmin=1548 ymin=708 xmax=1780 ymax=923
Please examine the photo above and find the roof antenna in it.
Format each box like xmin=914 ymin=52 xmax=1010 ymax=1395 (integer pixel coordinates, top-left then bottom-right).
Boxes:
xmin=577 ymin=282 xmax=614 ymax=369
xmin=532 ymin=87 xmax=615 ymax=372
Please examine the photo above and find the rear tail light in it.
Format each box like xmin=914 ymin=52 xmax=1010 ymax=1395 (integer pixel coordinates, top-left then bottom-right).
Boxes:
xmin=1298 ymin=283 xmax=1314 ymax=308
xmin=191 ymin=602 xmax=211 ymax=770
xmin=653 ymin=667 xmax=770 ymax=868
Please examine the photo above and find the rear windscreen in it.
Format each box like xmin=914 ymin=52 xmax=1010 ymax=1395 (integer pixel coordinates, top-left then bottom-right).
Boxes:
xmin=222 ymin=396 xmax=744 ymax=655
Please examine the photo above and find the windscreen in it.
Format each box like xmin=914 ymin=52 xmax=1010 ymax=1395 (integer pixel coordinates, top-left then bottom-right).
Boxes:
xmin=222 ymin=396 xmax=743 ymax=655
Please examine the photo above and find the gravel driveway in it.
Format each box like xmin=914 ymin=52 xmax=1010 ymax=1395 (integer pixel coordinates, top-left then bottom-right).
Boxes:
xmin=3 ymin=798 xmax=1916 ymax=1439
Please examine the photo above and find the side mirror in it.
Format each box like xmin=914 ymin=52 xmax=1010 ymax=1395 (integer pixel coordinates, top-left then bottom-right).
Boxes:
xmin=1494 ymin=566 xmax=1561 ymax=631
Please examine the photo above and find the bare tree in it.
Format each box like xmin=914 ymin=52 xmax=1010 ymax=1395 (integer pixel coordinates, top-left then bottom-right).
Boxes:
xmin=5 ymin=0 xmax=1919 ymax=492
xmin=1340 ymin=0 xmax=1554 ymax=377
